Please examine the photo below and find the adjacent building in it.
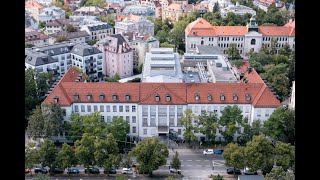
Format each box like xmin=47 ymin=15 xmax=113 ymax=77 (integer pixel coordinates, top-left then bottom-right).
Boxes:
xmin=96 ymin=34 xmax=133 ymax=78
xmin=25 ymin=30 xmax=49 ymax=46
xmin=142 ymin=48 xmax=183 ymax=82
xmin=185 ymin=17 xmax=295 ymax=59
xmin=25 ymin=0 xmax=45 ymax=23
xmin=25 ymin=49 xmax=59 ymax=75
xmin=80 ymin=22 xmax=114 ymax=41
xmin=122 ymin=5 xmax=155 ymax=16
xmin=220 ymin=2 xmax=256 ymax=18
xmin=43 ymin=67 xmax=281 ymax=142
xmin=162 ymin=3 xmax=193 ymax=22
xmin=25 ymin=11 xmax=38 ymax=30
xmin=115 ymin=14 xmax=154 ymax=36
xmin=48 ymin=31 xmax=90 ymax=44
xmin=69 ymin=15 xmax=101 ymax=28
xmin=72 ymin=6 xmax=106 ymax=16
xmin=38 ymin=6 xmax=65 ymax=23
xmin=45 ymin=19 xmax=70 ymax=35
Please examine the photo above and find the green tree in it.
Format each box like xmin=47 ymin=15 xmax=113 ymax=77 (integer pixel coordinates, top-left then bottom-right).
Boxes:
xmin=50 ymin=0 xmax=64 ymax=7
xmin=212 ymin=174 xmax=224 ymax=180
xmin=122 ymin=155 xmax=133 ymax=168
xmin=156 ymin=30 xmax=169 ymax=43
xmin=160 ymin=42 xmax=175 ymax=48
xmin=105 ymin=73 xmax=121 ymax=82
xmin=272 ymin=54 xmax=289 ymax=65
xmin=221 ymin=122 xmax=239 ymax=143
xmin=249 ymin=51 xmax=273 ymax=66
xmin=25 ymin=43 xmax=35 ymax=48
xmin=203 ymin=12 xmax=222 ymax=26
xmin=261 ymin=23 xmax=277 ymax=26
xmin=231 ymin=60 xmax=244 ymax=68
xmin=55 ymin=143 xmax=77 ymax=170
xmin=86 ymin=39 xmax=97 ymax=46
xmin=222 ymin=143 xmax=245 ymax=171
xmin=100 ymin=14 xmax=115 ymax=27
xmin=27 ymin=106 xmax=45 ymax=139
xmin=244 ymin=135 xmax=274 ymax=172
xmin=84 ymin=0 xmax=106 ymax=7
xmin=179 ymin=109 xmax=197 ymax=145
xmin=38 ymin=139 xmax=58 ymax=174
xmin=198 ymin=112 xmax=219 ymax=143
xmin=82 ymin=112 xmax=107 ymax=136
xmin=171 ymin=151 xmax=181 ymax=171
xmin=66 ymin=113 xmax=83 ymax=142
xmin=139 ymin=63 xmax=143 ymax=73
xmin=106 ymin=116 xmax=130 ymax=148
xmin=265 ymin=166 xmax=293 ymax=180
xmin=42 ymin=103 xmax=65 ymax=137
xmin=39 ymin=21 xmax=46 ymax=29
xmin=129 ymin=137 xmax=169 ymax=176
xmin=154 ymin=18 xmax=163 ymax=35
xmin=249 ymin=61 xmax=263 ymax=73
xmin=279 ymin=43 xmax=292 ymax=57
xmin=275 ymin=142 xmax=295 ymax=171
xmin=226 ymin=43 xmax=241 ymax=60
xmin=66 ymin=24 xmax=77 ymax=32
xmin=212 ymin=2 xmax=220 ymax=13
xmin=75 ymin=133 xmax=96 ymax=170
xmin=25 ymin=143 xmax=41 ymax=175
xmin=55 ymin=36 xmax=68 ymax=43
xmin=270 ymin=38 xmax=278 ymax=55
xmin=219 ymin=105 xmax=243 ymax=126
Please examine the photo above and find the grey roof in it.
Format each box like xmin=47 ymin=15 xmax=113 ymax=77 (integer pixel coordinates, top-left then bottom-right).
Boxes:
xmin=49 ymin=31 xmax=90 ymax=39
xmin=36 ymin=42 xmax=74 ymax=56
xmin=196 ymin=45 xmax=223 ymax=55
xmin=25 ymin=49 xmax=58 ymax=66
xmin=70 ymin=44 xmax=102 ymax=56
xmin=97 ymin=34 xmax=131 ymax=53
xmin=46 ymin=19 xmax=70 ymax=26
xmin=238 ymin=175 xmax=263 ymax=180
xmin=87 ymin=23 xmax=113 ymax=31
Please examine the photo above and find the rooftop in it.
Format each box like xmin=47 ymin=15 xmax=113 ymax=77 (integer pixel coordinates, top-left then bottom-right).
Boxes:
xmin=49 ymin=31 xmax=90 ymax=39
xmin=25 ymin=49 xmax=58 ymax=66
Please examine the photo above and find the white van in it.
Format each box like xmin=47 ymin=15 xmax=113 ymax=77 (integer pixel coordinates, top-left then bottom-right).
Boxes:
xmin=203 ymin=149 xmax=214 ymax=155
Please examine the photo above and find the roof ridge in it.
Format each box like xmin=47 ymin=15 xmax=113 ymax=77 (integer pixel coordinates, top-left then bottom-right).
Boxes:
xmin=139 ymin=84 xmax=164 ymax=103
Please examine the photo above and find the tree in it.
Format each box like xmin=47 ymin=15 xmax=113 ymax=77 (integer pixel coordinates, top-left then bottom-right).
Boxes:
xmin=50 ymin=0 xmax=64 ymax=7
xmin=122 ymin=154 xmax=133 ymax=168
xmin=139 ymin=63 xmax=143 ymax=73
xmin=55 ymin=143 xmax=77 ymax=170
xmin=249 ymin=51 xmax=273 ymax=66
xmin=226 ymin=44 xmax=241 ymax=60
xmin=270 ymin=38 xmax=278 ymax=55
xmin=100 ymin=14 xmax=115 ymax=27
xmin=244 ymin=135 xmax=274 ymax=172
xmin=154 ymin=18 xmax=163 ymax=35
xmin=171 ymin=151 xmax=181 ymax=171
xmin=288 ymin=51 xmax=295 ymax=87
xmin=212 ymin=174 xmax=224 ymax=180
xmin=219 ymin=105 xmax=243 ymax=126
xmin=105 ymin=73 xmax=121 ymax=82
xmin=82 ymin=112 xmax=107 ymax=136
xmin=272 ymin=54 xmax=289 ymax=65
xmin=66 ymin=24 xmax=77 ymax=32
xmin=160 ymin=42 xmax=175 ymax=48
xmin=55 ymin=36 xmax=68 ymax=43
xmin=38 ymin=139 xmax=58 ymax=174
xmin=261 ymin=23 xmax=277 ymax=26
xmin=129 ymin=137 xmax=169 ymax=176
xmin=86 ymin=39 xmax=97 ymax=46
xmin=84 ymin=0 xmax=106 ymax=7
xmin=221 ymin=122 xmax=239 ymax=143
xmin=198 ymin=112 xmax=219 ymax=143
xmin=25 ymin=143 xmax=41 ymax=175
xmin=222 ymin=143 xmax=245 ymax=171
xmin=275 ymin=142 xmax=295 ymax=171
xmin=231 ymin=59 xmax=244 ymax=68
xmin=39 ymin=21 xmax=46 ymax=29
xmin=66 ymin=113 xmax=84 ymax=142
xmin=179 ymin=109 xmax=197 ymax=145
xmin=75 ymin=133 xmax=96 ymax=170
xmin=106 ymin=116 xmax=130 ymax=148
xmin=25 ymin=43 xmax=35 ymax=48
xmin=212 ymin=2 xmax=220 ymax=13
xmin=249 ymin=61 xmax=264 ymax=74
xmin=279 ymin=43 xmax=292 ymax=57
xmin=27 ymin=106 xmax=45 ymax=139
xmin=156 ymin=30 xmax=169 ymax=43
xmin=42 ymin=103 xmax=65 ymax=137
xmin=265 ymin=166 xmax=293 ymax=180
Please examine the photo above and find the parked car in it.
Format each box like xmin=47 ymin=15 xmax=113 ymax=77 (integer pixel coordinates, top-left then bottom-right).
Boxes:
xmin=66 ymin=168 xmax=80 ymax=174
xmin=226 ymin=167 xmax=242 ymax=175
xmin=85 ymin=167 xmax=100 ymax=174
xmin=25 ymin=168 xmax=31 ymax=173
xmin=203 ymin=149 xmax=214 ymax=155
xmin=104 ymin=168 xmax=117 ymax=174
xmin=122 ymin=168 xmax=133 ymax=174
xmin=214 ymin=149 xmax=224 ymax=155
xmin=169 ymin=168 xmax=181 ymax=174
xmin=50 ymin=167 xmax=64 ymax=174
xmin=34 ymin=167 xmax=48 ymax=174
xmin=243 ymin=167 xmax=258 ymax=175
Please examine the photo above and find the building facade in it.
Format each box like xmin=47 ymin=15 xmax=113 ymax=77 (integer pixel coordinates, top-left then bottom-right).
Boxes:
xmin=38 ymin=6 xmax=66 ymax=23
xmin=185 ymin=17 xmax=295 ymax=59
xmin=48 ymin=31 xmax=90 ymax=44
xmin=45 ymin=19 xmax=70 ymax=35
xmin=25 ymin=30 xmax=49 ymax=47
xmin=122 ymin=5 xmax=155 ymax=16
xmin=162 ymin=3 xmax=193 ymax=22
xmin=96 ymin=34 xmax=133 ymax=78
xmin=80 ymin=22 xmax=114 ymax=41
xmin=25 ymin=0 xmax=45 ymax=23
xmin=115 ymin=14 xmax=154 ymax=36
xmin=43 ymin=67 xmax=281 ymax=142
xmin=72 ymin=6 xmax=106 ymax=16
xmin=220 ymin=2 xmax=256 ymax=18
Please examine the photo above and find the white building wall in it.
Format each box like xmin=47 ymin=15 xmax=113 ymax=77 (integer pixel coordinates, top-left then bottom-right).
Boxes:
xmin=244 ymin=31 xmax=263 ymax=58
xmin=250 ymin=107 xmax=276 ymax=124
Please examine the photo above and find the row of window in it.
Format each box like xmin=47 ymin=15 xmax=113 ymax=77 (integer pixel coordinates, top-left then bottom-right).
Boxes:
xmin=73 ymin=104 xmax=136 ymax=113
xmin=218 ymin=36 xmax=244 ymax=41
xmin=218 ymin=43 xmax=244 ymax=48
xmin=190 ymin=105 xmax=250 ymax=114
xmin=73 ymin=93 xmax=131 ymax=101
xmin=263 ymin=37 xmax=288 ymax=42
xmin=100 ymin=115 xmax=136 ymax=123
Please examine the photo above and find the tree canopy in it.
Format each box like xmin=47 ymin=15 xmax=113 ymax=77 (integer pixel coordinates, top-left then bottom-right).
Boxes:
xmin=179 ymin=109 xmax=197 ymax=145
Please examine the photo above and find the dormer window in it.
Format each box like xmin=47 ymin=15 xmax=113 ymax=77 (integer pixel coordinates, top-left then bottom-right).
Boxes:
xmin=99 ymin=93 xmax=105 ymax=101
xmin=220 ymin=94 xmax=225 ymax=101
xmin=73 ymin=94 xmax=79 ymax=101
xmin=125 ymin=94 xmax=130 ymax=101
xmin=53 ymin=96 xmax=59 ymax=103
xmin=166 ymin=94 xmax=171 ymax=102
xmin=155 ymin=94 xmax=160 ymax=102
xmin=207 ymin=94 xmax=212 ymax=101
xmin=87 ymin=94 xmax=92 ymax=100
xmin=246 ymin=93 xmax=251 ymax=101
xmin=112 ymin=94 xmax=117 ymax=101
xmin=233 ymin=94 xmax=238 ymax=101
xmin=194 ymin=93 xmax=200 ymax=101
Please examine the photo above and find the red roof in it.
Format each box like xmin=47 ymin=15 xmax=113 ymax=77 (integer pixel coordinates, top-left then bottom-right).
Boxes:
xmin=252 ymin=84 xmax=280 ymax=108
xmin=25 ymin=0 xmax=44 ymax=9
xmin=25 ymin=31 xmax=49 ymax=42
xmin=237 ymin=61 xmax=250 ymax=74
xmin=242 ymin=68 xmax=265 ymax=84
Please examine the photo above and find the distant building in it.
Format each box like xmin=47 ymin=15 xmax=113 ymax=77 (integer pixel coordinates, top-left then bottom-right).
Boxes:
xmin=142 ymin=48 xmax=183 ymax=82
xmin=80 ymin=22 xmax=114 ymax=41
xmin=25 ymin=30 xmax=49 ymax=47
xmin=45 ymin=19 xmax=70 ymax=35
xmin=73 ymin=6 xmax=106 ymax=16
xmin=69 ymin=15 xmax=101 ymax=28
xmin=36 ymin=0 xmax=54 ymax=6
xmin=25 ymin=49 xmax=59 ymax=75
xmin=48 ymin=31 xmax=90 ymax=44
xmin=122 ymin=5 xmax=155 ymax=16
xmin=220 ymin=2 xmax=256 ymax=18
xmin=115 ymin=14 xmax=154 ymax=36
xmin=25 ymin=0 xmax=45 ymax=23
xmin=96 ymin=34 xmax=133 ymax=78
xmin=162 ymin=3 xmax=193 ymax=22
xmin=38 ymin=6 xmax=65 ymax=23
xmin=25 ymin=11 xmax=38 ymax=30
xmin=253 ymin=0 xmax=281 ymax=11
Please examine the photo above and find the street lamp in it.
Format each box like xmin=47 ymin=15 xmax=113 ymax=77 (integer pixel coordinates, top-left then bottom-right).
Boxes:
xmin=266 ymin=136 xmax=277 ymax=167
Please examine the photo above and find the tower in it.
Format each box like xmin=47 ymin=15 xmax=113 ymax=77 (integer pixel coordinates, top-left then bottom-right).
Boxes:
xmin=247 ymin=16 xmax=258 ymax=32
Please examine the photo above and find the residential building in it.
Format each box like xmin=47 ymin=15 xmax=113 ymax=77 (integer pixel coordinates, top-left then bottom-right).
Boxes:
xmin=193 ymin=4 xmax=208 ymax=15
xmin=123 ymin=32 xmax=159 ymax=70
xmin=25 ymin=0 xmax=45 ymax=23
xmin=25 ymin=42 xmax=103 ymax=81
xmin=38 ymin=6 xmax=65 ymax=23
xmin=25 ymin=49 xmax=59 ymax=75
xmin=69 ymin=15 xmax=101 ymax=28
xmin=185 ymin=17 xmax=295 ymax=59
xmin=142 ymin=48 xmax=183 ymax=82
xmin=220 ymin=2 xmax=256 ymax=18
xmin=253 ymin=0 xmax=276 ymax=12
xmin=122 ymin=5 xmax=155 ymax=16
xmin=115 ymin=14 xmax=154 ymax=36
xmin=80 ymin=22 xmax=114 ymax=41
xmin=64 ymin=0 xmax=82 ymax=11
xmin=48 ymin=31 xmax=90 ymax=44
xmin=36 ymin=0 xmax=54 ymax=6
xmin=43 ymin=67 xmax=281 ymax=142
xmin=162 ymin=3 xmax=193 ymax=22
xmin=25 ymin=11 xmax=38 ymax=30
xmin=45 ymin=19 xmax=70 ymax=35
xmin=96 ymin=34 xmax=133 ymax=78
xmin=25 ymin=30 xmax=49 ymax=47
xmin=72 ymin=6 xmax=106 ymax=16
xmin=205 ymin=0 xmax=232 ymax=12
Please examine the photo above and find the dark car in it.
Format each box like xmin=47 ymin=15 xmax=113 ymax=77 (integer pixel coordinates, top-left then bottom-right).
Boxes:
xmin=34 ymin=167 xmax=48 ymax=174
xmin=85 ymin=167 xmax=100 ymax=174
xmin=50 ymin=167 xmax=64 ymax=174
xmin=226 ymin=168 xmax=242 ymax=175
xmin=103 ymin=168 xmax=117 ymax=174
xmin=66 ymin=168 xmax=79 ymax=174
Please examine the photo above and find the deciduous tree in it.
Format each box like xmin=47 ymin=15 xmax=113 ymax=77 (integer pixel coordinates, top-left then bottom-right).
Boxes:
xmin=75 ymin=133 xmax=96 ymax=170
xmin=226 ymin=44 xmax=241 ymax=60
xmin=25 ymin=143 xmax=41 ymax=175
xmin=275 ymin=142 xmax=295 ymax=171
xmin=171 ymin=151 xmax=181 ymax=171
xmin=222 ymin=143 xmax=245 ymax=171
xmin=219 ymin=105 xmax=243 ymax=126
xmin=38 ymin=139 xmax=58 ymax=174
xmin=198 ymin=112 xmax=219 ymax=143
xmin=179 ymin=109 xmax=197 ymax=145
xmin=55 ymin=143 xmax=77 ymax=170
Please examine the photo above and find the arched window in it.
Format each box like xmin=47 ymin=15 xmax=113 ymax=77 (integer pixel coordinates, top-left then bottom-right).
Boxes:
xmin=207 ymin=94 xmax=212 ymax=101
xmin=233 ymin=93 xmax=238 ymax=101
xmin=251 ymin=39 xmax=256 ymax=45
xmin=166 ymin=94 xmax=171 ymax=102
xmin=194 ymin=93 xmax=200 ymax=101
xmin=155 ymin=94 xmax=160 ymax=102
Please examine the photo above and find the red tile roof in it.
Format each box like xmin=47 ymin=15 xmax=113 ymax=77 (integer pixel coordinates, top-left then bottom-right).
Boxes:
xmin=25 ymin=0 xmax=44 ymax=9
xmin=25 ymin=31 xmax=49 ymax=42
xmin=252 ymin=84 xmax=280 ymax=108
xmin=256 ymin=0 xmax=275 ymax=5
xmin=237 ymin=61 xmax=250 ymax=74
xmin=242 ymin=68 xmax=265 ymax=84
xmin=213 ymin=26 xmax=248 ymax=36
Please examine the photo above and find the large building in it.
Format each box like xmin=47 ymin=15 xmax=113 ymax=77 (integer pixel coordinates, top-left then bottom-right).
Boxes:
xmin=122 ymin=5 xmax=155 ymax=16
xmin=220 ymin=2 xmax=256 ymax=18
xmin=43 ymin=67 xmax=281 ymax=142
xmin=25 ymin=0 xmax=45 ymax=23
xmin=25 ymin=30 xmax=49 ymax=47
xmin=142 ymin=48 xmax=183 ymax=82
xmin=72 ymin=6 xmax=106 ymax=16
xmin=48 ymin=30 xmax=90 ymax=44
xmin=185 ymin=17 xmax=295 ymax=59
xmin=115 ymin=14 xmax=154 ymax=36
xmin=96 ymin=34 xmax=133 ymax=78
xmin=80 ymin=22 xmax=114 ymax=41
xmin=38 ymin=6 xmax=66 ymax=23
xmin=45 ymin=19 xmax=70 ymax=35
xmin=162 ymin=3 xmax=193 ymax=22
